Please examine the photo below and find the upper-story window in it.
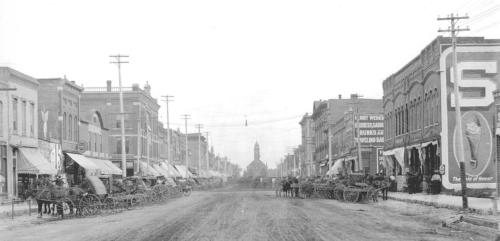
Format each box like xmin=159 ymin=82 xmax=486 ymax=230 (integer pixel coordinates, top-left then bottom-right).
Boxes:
xmin=63 ymin=113 xmax=67 ymax=139
xmin=12 ymin=98 xmax=18 ymax=134
xmin=68 ymin=115 xmax=73 ymax=141
xmin=74 ymin=117 xmax=78 ymax=141
xmin=22 ymin=100 xmax=26 ymax=136
xmin=30 ymin=103 xmax=35 ymax=137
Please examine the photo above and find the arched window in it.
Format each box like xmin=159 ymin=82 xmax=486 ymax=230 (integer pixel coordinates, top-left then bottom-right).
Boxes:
xmin=63 ymin=113 xmax=67 ymax=139
xmin=68 ymin=115 xmax=73 ymax=141
xmin=417 ymin=97 xmax=421 ymax=129
xmin=434 ymin=88 xmax=439 ymax=124
xmin=74 ymin=116 xmax=78 ymax=141
xmin=423 ymin=94 xmax=428 ymax=126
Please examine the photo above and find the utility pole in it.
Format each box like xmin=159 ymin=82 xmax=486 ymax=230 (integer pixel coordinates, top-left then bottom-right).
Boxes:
xmin=182 ymin=114 xmax=190 ymax=178
xmin=162 ymin=95 xmax=174 ymax=164
xmin=438 ymin=13 xmax=470 ymax=209
xmin=110 ymin=54 xmax=129 ymax=177
xmin=195 ymin=124 xmax=203 ymax=176
xmin=205 ymin=132 xmax=209 ymax=171
xmin=354 ymin=94 xmax=363 ymax=172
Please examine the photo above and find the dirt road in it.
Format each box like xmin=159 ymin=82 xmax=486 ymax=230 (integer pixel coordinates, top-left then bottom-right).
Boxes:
xmin=0 ymin=189 xmax=493 ymax=241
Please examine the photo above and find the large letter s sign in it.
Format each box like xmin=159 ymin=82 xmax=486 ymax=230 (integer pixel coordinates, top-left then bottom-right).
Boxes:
xmin=450 ymin=61 xmax=497 ymax=107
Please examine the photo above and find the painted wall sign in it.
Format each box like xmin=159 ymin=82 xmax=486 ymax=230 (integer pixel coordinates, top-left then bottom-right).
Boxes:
xmin=440 ymin=45 xmax=500 ymax=190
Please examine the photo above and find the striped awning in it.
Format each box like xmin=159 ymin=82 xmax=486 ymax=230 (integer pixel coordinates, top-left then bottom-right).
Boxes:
xmin=66 ymin=153 xmax=100 ymax=176
xmin=86 ymin=157 xmax=122 ymax=176
xmin=18 ymin=148 xmax=57 ymax=175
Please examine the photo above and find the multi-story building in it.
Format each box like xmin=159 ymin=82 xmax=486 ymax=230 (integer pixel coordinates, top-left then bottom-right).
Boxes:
xmin=187 ymin=133 xmax=207 ymax=173
xmin=382 ymin=36 xmax=500 ymax=192
xmin=82 ymin=81 xmax=161 ymax=176
xmin=312 ymin=95 xmax=383 ymax=175
xmin=330 ymin=106 xmax=383 ymax=175
xmin=158 ymin=126 xmax=186 ymax=165
xmin=299 ymin=113 xmax=315 ymax=176
xmin=0 ymin=67 xmax=55 ymax=198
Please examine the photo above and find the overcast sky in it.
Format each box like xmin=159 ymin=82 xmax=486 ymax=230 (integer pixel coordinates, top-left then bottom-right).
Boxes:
xmin=1 ymin=0 xmax=499 ymax=170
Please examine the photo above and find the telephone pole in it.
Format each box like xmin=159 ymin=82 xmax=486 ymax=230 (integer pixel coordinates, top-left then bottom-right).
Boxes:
xmin=182 ymin=114 xmax=191 ymax=178
xmin=205 ymin=132 xmax=209 ymax=171
xmin=438 ymin=13 xmax=470 ymax=209
xmin=162 ymin=95 xmax=174 ymax=163
xmin=195 ymin=124 xmax=203 ymax=176
xmin=352 ymin=93 xmax=363 ymax=172
xmin=110 ymin=54 xmax=129 ymax=177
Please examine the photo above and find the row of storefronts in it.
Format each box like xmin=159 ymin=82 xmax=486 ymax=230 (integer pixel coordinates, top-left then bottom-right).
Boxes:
xmin=382 ymin=36 xmax=500 ymax=193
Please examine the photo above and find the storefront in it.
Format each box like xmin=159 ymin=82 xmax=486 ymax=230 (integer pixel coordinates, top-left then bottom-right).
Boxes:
xmin=16 ymin=147 xmax=58 ymax=197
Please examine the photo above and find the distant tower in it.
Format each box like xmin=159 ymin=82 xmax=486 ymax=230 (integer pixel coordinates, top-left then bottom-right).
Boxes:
xmin=254 ymin=142 xmax=260 ymax=161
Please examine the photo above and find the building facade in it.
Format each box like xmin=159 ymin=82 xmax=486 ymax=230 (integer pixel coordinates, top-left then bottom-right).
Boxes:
xmin=383 ymin=36 xmax=500 ymax=192
xmin=244 ymin=142 xmax=267 ymax=178
xmin=299 ymin=113 xmax=315 ymax=176
xmin=187 ymin=133 xmax=207 ymax=172
xmin=82 ymin=81 xmax=161 ymax=176
xmin=312 ymin=95 xmax=383 ymax=175
xmin=0 ymin=67 xmax=42 ymax=198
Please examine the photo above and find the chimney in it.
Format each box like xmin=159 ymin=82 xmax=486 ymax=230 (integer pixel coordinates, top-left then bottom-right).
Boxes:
xmin=350 ymin=94 xmax=358 ymax=99
xmin=106 ymin=80 xmax=112 ymax=92
xmin=338 ymin=94 xmax=342 ymax=99
xmin=132 ymin=83 xmax=140 ymax=91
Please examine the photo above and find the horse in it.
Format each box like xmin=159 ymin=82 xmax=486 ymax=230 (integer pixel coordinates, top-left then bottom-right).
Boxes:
xmin=282 ymin=179 xmax=292 ymax=198
xmin=25 ymin=179 xmax=88 ymax=218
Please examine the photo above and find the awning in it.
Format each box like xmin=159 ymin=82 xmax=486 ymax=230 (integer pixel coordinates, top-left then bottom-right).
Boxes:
xmin=329 ymin=158 xmax=345 ymax=176
xmin=383 ymin=149 xmax=395 ymax=156
xmin=392 ymin=147 xmax=405 ymax=168
xmin=86 ymin=157 xmax=122 ymax=176
xmin=174 ymin=165 xmax=194 ymax=178
xmin=86 ymin=175 xmax=107 ymax=195
xmin=66 ymin=153 xmax=100 ymax=176
xmin=421 ymin=140 xmax=438 ymax=148
xmin=139 ymin=161 xmax=161 ymax=177
xmin=18 ymin=148 xmax=57 ymax=175
xmin=161 ymin=162 xmax=182 ymax=177
xmin=152 ymin=164 xmax=171 ymax=178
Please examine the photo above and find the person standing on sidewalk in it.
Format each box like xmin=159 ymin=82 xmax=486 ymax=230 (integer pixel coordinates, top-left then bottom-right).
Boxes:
xmin=430 ymin=170 xmax=442 ymax=194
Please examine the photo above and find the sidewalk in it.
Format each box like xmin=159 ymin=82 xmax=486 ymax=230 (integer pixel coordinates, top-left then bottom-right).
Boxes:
xmin=0 ymin=199 xmax=37 ymax=218
xmin=387 ymin=192 xmax=499 ymax=214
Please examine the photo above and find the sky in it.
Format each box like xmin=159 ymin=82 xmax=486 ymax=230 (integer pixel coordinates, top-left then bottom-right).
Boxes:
xmin=1 ymin=0 xmax=499 ymax=170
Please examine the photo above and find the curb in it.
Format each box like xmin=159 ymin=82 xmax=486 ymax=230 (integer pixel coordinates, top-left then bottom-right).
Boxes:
xmin=386 ymin=195 xmax=486 ymax=215
xmin=0 ymin=207 xmax=38 ymax=219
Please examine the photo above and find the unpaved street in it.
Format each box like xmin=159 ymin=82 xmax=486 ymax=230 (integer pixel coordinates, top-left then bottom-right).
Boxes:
xmin=0 ymin=188 xmax=493 ymax=241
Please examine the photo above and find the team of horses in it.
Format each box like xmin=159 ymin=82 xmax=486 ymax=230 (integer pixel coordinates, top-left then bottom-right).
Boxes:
xmin=22 ymin=178 xmax=93 ymax=218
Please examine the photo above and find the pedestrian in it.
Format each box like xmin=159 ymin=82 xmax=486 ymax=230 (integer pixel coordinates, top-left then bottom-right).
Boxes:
xmin=406 ymin=172 xmax=414 ymax=194
xmin=430 ymin=170 xmax=442 ymax=194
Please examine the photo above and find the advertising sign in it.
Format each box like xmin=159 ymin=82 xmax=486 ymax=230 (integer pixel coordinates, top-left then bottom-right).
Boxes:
xmin=355 ymin=114 xmax=384 ymax=144
xmin=441 ymin=45 xmax=500 ymax=189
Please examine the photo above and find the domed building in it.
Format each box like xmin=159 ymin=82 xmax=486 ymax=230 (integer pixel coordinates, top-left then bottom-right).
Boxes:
xmin=244 ymin=142 xmax=268 ymax=178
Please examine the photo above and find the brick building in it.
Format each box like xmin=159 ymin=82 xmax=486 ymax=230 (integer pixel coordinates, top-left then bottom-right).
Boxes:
xmin=382 ymin=36 xmax=500 ymax=192
xmin=81 ymin=81 xmax=161 ymax=176
xmin=329 ymin=107 xmax=384 ymax=176
xmin=312 ymin=95 xmax=383 ymax=175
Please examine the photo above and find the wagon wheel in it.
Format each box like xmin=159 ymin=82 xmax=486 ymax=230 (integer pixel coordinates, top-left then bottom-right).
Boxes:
xmin=334 ymin=189 xmax=344 ymax=201
xmin=79 ymin=194 xmax=102 ymax=216
xmin=104 ymin=197 xmax=117 ymax=211
xmin=56 ymin=197 xmax=74 ymax=218
xmin=343 ymin=190 xmax=360 ymax=203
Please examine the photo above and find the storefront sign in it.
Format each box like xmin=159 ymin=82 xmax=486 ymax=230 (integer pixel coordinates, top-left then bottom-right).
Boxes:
xmin=355 ymin=114 xmax=384 ymax=144
xmin=441 ymin=45 xmax=500 ymax=189
xmin=376 ymin=148 xmax=384 ymax=173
